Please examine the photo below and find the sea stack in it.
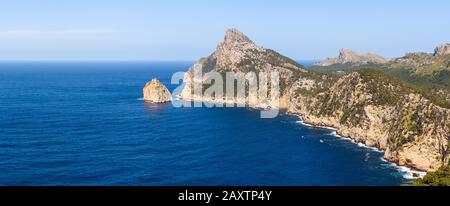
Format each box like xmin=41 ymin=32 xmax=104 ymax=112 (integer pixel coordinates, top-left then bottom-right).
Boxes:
xmin=143 ymin=78 xmax=172 ymax=103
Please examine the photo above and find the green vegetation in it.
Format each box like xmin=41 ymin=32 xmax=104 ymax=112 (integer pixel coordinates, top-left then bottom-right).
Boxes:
xmin=403 ymin=110 xmax=423 ymax=135
xmin=315 ymin=93 xmax=341 ymax=117
xmin=413 ymin=162 xmax=450 ymax=186
xmin=358 ymin=69 xmax=403 ymax=106
xmin=310 ymin=68 xmax=447 ymax=131
xmin=310 ymin=62 xmax=382 ymax=76
xmin=265 ymin=49 xmax=305 ymax=70
xmin=358 ymin=68 xmax=448 ymax=108
xmin=386 ymin=105 xmax=429 ymax=150
xmin=340 ymin=103 xmax=366 ymax=126
xmin=389 ymin=53 xmax=450 ymax=76
xmin=310 ymin=53 xmax=450 ymax=109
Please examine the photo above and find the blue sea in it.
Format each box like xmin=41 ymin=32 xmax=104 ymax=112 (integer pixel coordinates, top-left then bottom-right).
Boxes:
xmin=0 ymin=61 xmax=413 ymax=186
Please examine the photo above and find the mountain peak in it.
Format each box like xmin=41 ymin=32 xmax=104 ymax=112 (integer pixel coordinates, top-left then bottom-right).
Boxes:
xmin=338 ymin=49 xmax=359 ymax=61
xmin=434 ymin=43 xmax=450 ymax=56
xmin=224 ymin=28 xmax=254 ymax=45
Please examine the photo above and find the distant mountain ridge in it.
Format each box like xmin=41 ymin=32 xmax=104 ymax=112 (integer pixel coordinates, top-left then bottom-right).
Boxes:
xmin=312 ymin=45 xmax=450 ymax=106
xmin=317 ymin=48 xmax=388 ymax=66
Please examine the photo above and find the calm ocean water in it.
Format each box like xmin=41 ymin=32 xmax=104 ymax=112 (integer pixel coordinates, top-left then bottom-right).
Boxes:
xmin=0 ymin=61 xmax=411 ymax=186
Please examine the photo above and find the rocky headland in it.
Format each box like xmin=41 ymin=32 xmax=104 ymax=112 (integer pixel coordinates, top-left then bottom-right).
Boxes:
xmin=180 ymin=28 xmax=450 ymax=172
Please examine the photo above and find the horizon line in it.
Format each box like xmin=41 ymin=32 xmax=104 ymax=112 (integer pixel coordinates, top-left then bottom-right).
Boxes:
xmin=0 ymin=59 xmax=198 ymax=62
xmin=0 ymin=59 xmax=320 ymax=62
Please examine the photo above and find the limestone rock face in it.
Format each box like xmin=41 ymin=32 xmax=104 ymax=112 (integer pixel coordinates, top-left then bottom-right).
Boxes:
xmin=434 ymin=44 xmax=450 ymax=56
xmin=143 ymin=79 xmax=172 ymax=103
xmin=179 ymin=28 xmax=450 ymax=172
xmin=288 ymin=71 xmax=450 ymax=172
xmin=180 ymin=28 xmax=307 ymax=108
xmin=318 ymin=49 xmax=388 ymax=66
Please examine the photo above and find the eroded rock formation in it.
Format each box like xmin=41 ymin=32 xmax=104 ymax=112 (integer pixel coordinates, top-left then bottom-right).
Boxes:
xmin=143 ymin=78 xmax=172 ymax=103
xmin=180 ymin=29 xmax=449 ymax=172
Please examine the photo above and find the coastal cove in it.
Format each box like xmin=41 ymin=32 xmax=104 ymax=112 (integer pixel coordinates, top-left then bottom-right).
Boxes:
xmin=179 ymin=29 xmax=449 ymax=173
xmin=293 ymin=116 xmax=427 ymax=179
xmin=0 ymin=61 xmax=420 ymax=186
xmin=174 ymin=95 xmax=427 ymax=179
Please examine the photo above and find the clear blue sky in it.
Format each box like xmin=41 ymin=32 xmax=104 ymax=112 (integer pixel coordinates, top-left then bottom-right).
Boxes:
xmin=0 ymin=0 xmax=449 ymax=61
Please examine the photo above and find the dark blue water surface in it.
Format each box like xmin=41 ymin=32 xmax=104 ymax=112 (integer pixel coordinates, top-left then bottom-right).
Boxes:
xmin=0 ymin=62 xmax=410 ymax=186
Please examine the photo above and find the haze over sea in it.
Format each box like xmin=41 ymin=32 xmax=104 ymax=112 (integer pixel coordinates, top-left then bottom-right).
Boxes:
xmin=0 ymin=61 xmax=414 ymax=186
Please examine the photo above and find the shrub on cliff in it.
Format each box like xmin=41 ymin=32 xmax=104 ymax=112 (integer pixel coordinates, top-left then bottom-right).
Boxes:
xmin=412 ymin=163 xmax=450 ymax=186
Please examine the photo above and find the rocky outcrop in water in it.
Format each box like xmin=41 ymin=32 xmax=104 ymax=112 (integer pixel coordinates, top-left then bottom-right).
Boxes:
xmin=434 ymin=44 xmax=450 ymax=56
xmin=318 ymin=49 xmax=388 ymax=66
xmin=143 ymin=78 xmax=172 ymax=103
xmin=180 ymin=29 xmax=450 ymax=172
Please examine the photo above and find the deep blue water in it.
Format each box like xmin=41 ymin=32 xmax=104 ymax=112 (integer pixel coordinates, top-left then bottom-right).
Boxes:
xmin=0 ymin=61 xmax=411 ymax=186
xmin=298 ymin=60 xmax=318 ymax=68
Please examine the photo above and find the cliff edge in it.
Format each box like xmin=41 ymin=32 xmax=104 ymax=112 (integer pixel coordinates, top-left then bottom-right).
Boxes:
xmin=180 ymin=29 xmax=449 ymax=172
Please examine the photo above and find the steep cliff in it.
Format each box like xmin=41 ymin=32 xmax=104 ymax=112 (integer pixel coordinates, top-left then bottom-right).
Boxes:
xmin=180 ymin=28 xmax=319 ymax=108
xmin=288 ymin=69 xmax=449 ymax=171
xmin=180 ymin=29 xmax=450 ymax=172
xmin=313 ymin=47 xmax=450 ymax=108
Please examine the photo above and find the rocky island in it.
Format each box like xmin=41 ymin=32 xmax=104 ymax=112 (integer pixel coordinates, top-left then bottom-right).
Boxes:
xmin=143 ymin=78 xmax=172 ymax=103
xmin=181 ymin=28 xmax=449 ymax=172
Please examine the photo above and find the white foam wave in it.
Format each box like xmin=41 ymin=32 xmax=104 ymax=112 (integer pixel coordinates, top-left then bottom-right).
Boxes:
xmin=319 ymin=126 xmax=338 ymax=131
xmin=136 ymin=98 xmax=144 ymax=101
xmin=300 ymin=116 xmax=428 ymax=180
xmin=296 ymin=119 xmax=337 ymax=131
xmin=296 ymin=120 xmax=313 ymax=127
xmin=380 ymin=158 xmax=427 ymax=179
xmin=399 ymin=166 xmax=427 ymax=179
xmin=356 ymin=142 xmax=383 ymax=153
xmin=296 ymin=118 xmax=385 ymax=154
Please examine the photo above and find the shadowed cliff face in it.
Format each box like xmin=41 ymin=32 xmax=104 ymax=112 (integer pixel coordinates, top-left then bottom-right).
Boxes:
xmin=180 ymin=28 xmax=450 ymax=172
